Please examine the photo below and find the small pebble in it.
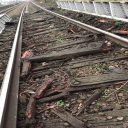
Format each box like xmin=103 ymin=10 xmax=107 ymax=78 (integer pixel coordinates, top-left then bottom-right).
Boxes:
xmin=125 ymin=51 xmax=128 ymax=54
xmin=65 ymin=103 xmax=70 ymax=107
xmin=64 ymin=122 xmax=69 ymax=126
xmin=35 ymin=78 xmax=40 ymax=82
xmin=108 ymin=65 xmax=115 ymax=70
xmin=42 ymin=62 xmax=47 ymax=66
xmin=107 ymin=116 xmax=113 ymax=120
xmin=120 ymin=48 xmax=126 ymax=52
xmin=117 ymin=117 xmax=124 ymax=121
xmin=42 ymin=117 xmax=47 ymax=120
xmin=105 ymin=40 xmax=108 ymax=43
xmin=74 ymin=82 xmax=79 ymax=85
xmin=78 ymin=103 xmax=83 ymax=110
xmin=106 ymin=42 xmax=112 ymax=47
xmin=118 ymin=93 xmax=123 ymax=97
xmin=92 ymin=102 xmax=95 ymax=105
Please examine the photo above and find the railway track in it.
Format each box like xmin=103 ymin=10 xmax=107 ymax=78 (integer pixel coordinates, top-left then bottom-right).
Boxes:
xmin=0 ymin=3 xmax=25 ymax=87
xmin=0 ymin=1 xmax=128 ymax=128
xmin=52 ymin=8 xmax=128 ymax=39
xmin=0 ymin=3 xmax=25 ymax=128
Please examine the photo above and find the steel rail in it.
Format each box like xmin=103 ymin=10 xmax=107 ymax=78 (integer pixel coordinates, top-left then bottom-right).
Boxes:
xmin=0 ymin=6 xmax=25 ymax=128
xmin=31 ymin=2 xmax=128 ymax=48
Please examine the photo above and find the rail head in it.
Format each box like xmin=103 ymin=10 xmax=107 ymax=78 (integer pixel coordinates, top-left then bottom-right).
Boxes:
xmin=31 ymin=1 xmax=128 ymax=48
xmin=0 ymin=7 xmax=25 ymax=128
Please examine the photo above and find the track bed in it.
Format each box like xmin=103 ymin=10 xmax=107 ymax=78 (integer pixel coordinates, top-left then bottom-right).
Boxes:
xmin=17 ymin=3 xmax=128 ymax=128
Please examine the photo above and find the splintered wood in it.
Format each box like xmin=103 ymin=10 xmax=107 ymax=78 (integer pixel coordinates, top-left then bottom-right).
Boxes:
xmin=25 ymin=75 xmax=53 ymax=125
xmin=39 ymin=91 xmax=69 ymax=103
xmin=21 ymin=50 xmax=33 ymax=77
xmin=34 ymin=75 xmax=53 ymax=99
xmin=26 ymin=95 xmax=36 ymax=119
xmin=52 ymin=108 xmax=86 ymax=128
xmin=73 ymin=73 xmax=128 ymax=86
xmin=77 ymin=88 xmax=105 ymax=115
xmin=29 ymin=43 xmax=112 ymax=62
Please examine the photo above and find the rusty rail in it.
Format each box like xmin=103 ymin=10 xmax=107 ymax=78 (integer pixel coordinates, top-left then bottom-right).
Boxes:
xmin=0 ymin=6 xmax=25 ymax=128
xmin=32 ymin=1 xmax=128 ymax=48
